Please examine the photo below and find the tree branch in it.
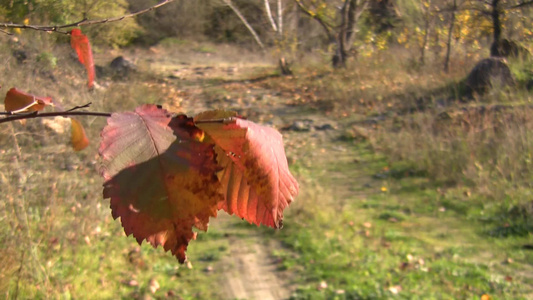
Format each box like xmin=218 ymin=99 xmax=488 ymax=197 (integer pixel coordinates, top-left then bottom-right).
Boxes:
xmin=294 ymin=0 xmax=335 ymax=42
xmin=0 ymin=110 xmax=111 ymax=124
xmin=278 ymin=0 xmax=283 ymax=35
xmin=222 ymin=0 xmax=266 ymax=50
xmin=508 ymin=0 xmax=533 ymax=9
xmin=264 ymin=0 xmax=279 ymax=32
xmin=0 ymin=0 xmax=175 ymax=34
xmin=194 ymin=118 xmax=237 ymax=124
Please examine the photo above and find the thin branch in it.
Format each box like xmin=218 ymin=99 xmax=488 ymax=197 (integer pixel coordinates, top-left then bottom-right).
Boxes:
xmin=222 ymin=0 xmax=266 ymax=50
xmin=264 ymin=0 xmax=279 ymax=32
xmin=294 ymin=0 xmax=335 ymax=42
xmin=194 ymin=118 xmax=237 ymax=125
xmin=0 ymin=28 xmax=13 ymax=35
xmin=277 ymin=0 xmax=283 ymax=35
xmin=66 ymin=102 xmax=93 ymax=112
xmin=0 ymin=0 xmax=175 ymax=34
xmin=435 ymin=6 xmax=491 ymax=15
xmin=0 ymin=111 xmax=111 ymax=124
xmin=508 ymin=0 xmax=533 ymax=9
xmin=0 ymin=102 xmax=94 ymax=116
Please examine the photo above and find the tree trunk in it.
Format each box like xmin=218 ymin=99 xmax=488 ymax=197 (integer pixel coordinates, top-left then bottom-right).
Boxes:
xmin=332 ymin=38 xmax=347 ymax=68
xmin=444 ymin=0 xmax=456 ymax=73
xmin=491 ymin=0 xmax=502 ymax=42
xmin=332 ymin=0 xmax=367 ymax=68
xmin=419 ymin=0 xmax=431 ymax=66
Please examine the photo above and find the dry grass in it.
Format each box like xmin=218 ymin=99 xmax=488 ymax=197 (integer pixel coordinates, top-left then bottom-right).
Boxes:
xmin=0 ymin=34 xmax=211 ymax=298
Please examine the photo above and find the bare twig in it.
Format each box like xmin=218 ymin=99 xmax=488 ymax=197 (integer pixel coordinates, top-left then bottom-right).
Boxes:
xmin=222 ymin=0 xmax=266 ymax=50
xmin=264 ymin=0 xmax=278 ymax=32
xmin=508 ymin=0 xmax=533 ymax=9
xmin=194 ymin=118 xmax=237 ymax=125
xmin=0 ymin=0 xmax=175 ymax=34
xmin=294 ymin=0 xmax=335 ymax=42
xmin=0 ymin=111 xmax=111 ymax=124
xmin=66 ymin=102 xmax=93 ymax=112
xmin=0 ymin=28 xmax=13 ymax=35
xmin=0 ymin=102 xmax=94 ymax=116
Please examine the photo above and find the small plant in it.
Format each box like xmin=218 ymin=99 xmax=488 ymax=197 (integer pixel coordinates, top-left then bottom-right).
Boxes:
xmin=36 ymin=52 xmax=57 ymax=71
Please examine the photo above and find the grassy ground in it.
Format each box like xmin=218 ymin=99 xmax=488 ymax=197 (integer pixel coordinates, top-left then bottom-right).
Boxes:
xmin=270 ymin=140 xmax=533 ymax=299
xmin=1 ymin=35 xmax=532 ymax=299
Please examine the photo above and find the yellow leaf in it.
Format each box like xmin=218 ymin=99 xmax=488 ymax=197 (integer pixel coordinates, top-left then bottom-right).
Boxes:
xmin=71 ymin=118 xmax=89 ymax=151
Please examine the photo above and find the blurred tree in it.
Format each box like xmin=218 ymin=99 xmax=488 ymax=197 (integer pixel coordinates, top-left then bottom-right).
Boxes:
xmin=128 ymin=0 xmax=214 ymax=45
xmin=294 ymin=0 xmax=370 ymax=68
xmin=441 ymin=0 xmax=533 ymax=54
xmin=0 ymin=0 xmax=140 ymax=47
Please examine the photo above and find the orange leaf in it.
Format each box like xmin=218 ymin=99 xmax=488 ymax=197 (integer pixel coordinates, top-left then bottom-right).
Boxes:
xmin=4 ymin=87 xmax=53 ymax=113
xmin=100 ymin=105 xmax=222 ymax=262
xmin=195 ymin=110 xmax=299 ymax=228
xmin=70 ymin=118 xmax=89 ymax=151
xmin=70 ymin=29 xmax=95 ymax=89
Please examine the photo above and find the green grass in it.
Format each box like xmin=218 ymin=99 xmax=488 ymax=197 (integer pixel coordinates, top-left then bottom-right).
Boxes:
xmin=0 ymin=141 xmax=231 ymax=299
xmin=268 ymin=140 xmax=533 ymax=299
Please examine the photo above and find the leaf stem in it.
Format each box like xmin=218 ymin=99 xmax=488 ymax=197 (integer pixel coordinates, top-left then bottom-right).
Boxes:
xmin=194 ymin=118 xmax=236 ymax=124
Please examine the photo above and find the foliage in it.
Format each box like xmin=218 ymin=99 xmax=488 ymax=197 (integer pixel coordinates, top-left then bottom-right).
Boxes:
xmin=4 ymin=87 xmax=53 ymax=113
xmin=70 ymin=29 xmax=94 ymax=89
xmin=0 ymin=0 xmax=140 ymax=47
xmin=99 ymin=105 xmax=298 ymax=262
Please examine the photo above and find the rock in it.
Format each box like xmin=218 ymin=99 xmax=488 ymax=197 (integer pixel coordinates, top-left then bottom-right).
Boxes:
xmin=292 ymin=121 xmax=310 ymax=131
xmin=339 ymin=125 xmax=370 ymax=141
xmin=109 ymin=56 xmax=135 ymax=78
xmin=315 ymin=124 xmax=334 ymax=131
xmin=490 ymin=39 xmax=530 ymax=60
xmin=465 ymin=57 xmax=515 ymax=96
xmin=12 ymin=49 xmax=27 ymax=64
xmin=284 ymin=119 xmax=314 ymax=132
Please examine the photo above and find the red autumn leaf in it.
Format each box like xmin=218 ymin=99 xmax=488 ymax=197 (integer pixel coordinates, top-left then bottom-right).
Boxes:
xmin=99 ymin=104 xmax=222 ymax=263
xmin=4 ymin=87 xmax=53 ymax=113
xmin=194 ymin=110 xmax=299 ymax=228
xmin=70 ymin=118 xmax=89 ymax=151
xmin=70 ymin=28 xmax=95 ymax=89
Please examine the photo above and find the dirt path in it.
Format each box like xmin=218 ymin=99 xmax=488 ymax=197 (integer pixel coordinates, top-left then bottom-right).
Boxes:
xmin=140 ymin=49 xmax=357 ymax=299
xmin=215 ymin=215 xmax=292 ymax=300
xmin=152 ymin=56 xmax=302 ymax=299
